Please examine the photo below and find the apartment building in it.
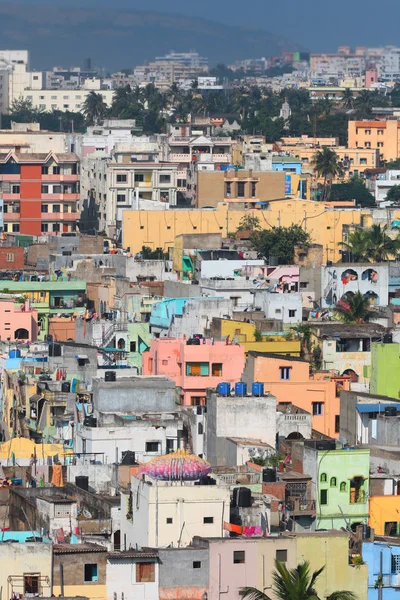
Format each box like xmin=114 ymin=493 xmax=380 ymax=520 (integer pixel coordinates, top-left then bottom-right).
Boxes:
xmin=310 ymin=52 xmax=366 ymax=80
xmin=0 ymin=122 xmax=69 ymax=154
xmin=80 ymin=144 xmax=178 ymax=238
xmin=0 ymin=150 xmax=79 ymax=236
xmin=348 ymin=120 xmax=400 ymax=162
xmin=22 ymin=88 xmax=114 ymax=113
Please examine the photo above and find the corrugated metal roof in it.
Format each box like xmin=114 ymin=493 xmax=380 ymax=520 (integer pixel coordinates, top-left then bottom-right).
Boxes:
xmin=356 ymin=403 xmax=400 ymax=414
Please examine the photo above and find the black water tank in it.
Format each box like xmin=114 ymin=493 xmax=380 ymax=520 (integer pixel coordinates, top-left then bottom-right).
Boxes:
xmin=105 ymin=371 xmax=116 ymax=382
xmin=263 ymin=468 xmax=277 ymax=483
xmin=61 ymin=381 xmax=71 ymax=393
xmin=234 ymin=487 xmax=252 ymax=508
xmin=83 ymin=416 xmax=97 ymax=428
xmin=385 ymin=406 xmax=397 ymax=417
xmin=120 ymin=451 xmax=136 ymax=465
xmin=75 ymin=475 xmax=89 ymax=491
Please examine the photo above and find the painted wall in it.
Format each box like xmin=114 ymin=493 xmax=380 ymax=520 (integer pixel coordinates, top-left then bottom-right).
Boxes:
xmin=362 ymin=540 xmax=400 ymax=600
xmin=0 ymin=542 xmax=52 ymax=599
xmin=106 ymin=557 xmax=159 ymax=600
xmin=369 ymin=495 xmax=400 ymax=536
xmin=370 ymin=343 xmax=400 ymax=399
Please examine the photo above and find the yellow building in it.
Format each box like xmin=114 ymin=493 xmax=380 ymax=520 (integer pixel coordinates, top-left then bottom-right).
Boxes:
xmin=348 ymin=120 xmax=400 ymax=162
xmin=0 ymin=542 xmax=52 ymax=599
xmin=123 ymin=201 xmax=378 ymax=262
xmin=369 ymin=495 xmax=400 ymax=535
xmin=296 ymin=531 xmax=368 ymax=600
xmin=0 ymin=437 xmax=69 ymax=462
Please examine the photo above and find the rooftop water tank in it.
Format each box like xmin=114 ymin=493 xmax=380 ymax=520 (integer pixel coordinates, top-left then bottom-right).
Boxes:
xmin=252 ymin=382 xmax=264 ymax=396
xmin=217 ymin=382 xmax=231 ymax=396
xmin=235 ymin=382 xmax=247 ymax=396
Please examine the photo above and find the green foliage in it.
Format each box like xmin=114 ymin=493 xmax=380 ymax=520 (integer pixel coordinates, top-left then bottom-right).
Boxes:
xmin=334 ymin=291 xmax=380 ymax=324
xmin=386 ymin=184 xmax=400 ymax=203
xmin=250 ymin=456 xmax=267 ymax=467
xmin=82 ymin=91 xmax=108 ymax=125
xmin=386 ymin=158 xmax=400 ymax=169
xmin=268 ymin=453 xmax=285 ymax=468
xmin=250 ymin=225 xmax=311 ymax=265
xmin=330 ymin=177 xmax=375 ymax=207
xmin=140 ymin=246 xmax=166 ymax=259
xmin=292 ymin=324 xmax=312 ymax=360
xmin=340 ymin=224 xmax=400 ymax=262
xmin=254 ymin=329 xmax=263 ymax=342
xmin=237 ymin=214 xmax=261 ymax=232
xmin=312 ymin=344 xmax=323 ymax=371
xmin=312 ymin=148 xmax=345 ymax=200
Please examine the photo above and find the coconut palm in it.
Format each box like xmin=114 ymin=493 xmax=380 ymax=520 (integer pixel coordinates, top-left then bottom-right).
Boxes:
xmin=82 ymin=91 xmax=108 ymax=125
xmin=342 ymin=88 xmax=354 ymax=110
xmin=312 ymin=148 xmax=345 ymax=200
xmin=339 ymin=229 xmax=369 ymax=262
xmin=334 ymin=291 xmax=380 ymax=324
xmin=354 ymin=90 xmax=373 ymax=118
xmin=365 ymin=223 xmax=398 ymax=262
xmin=240 ymin=560 xmax=357 ymax=600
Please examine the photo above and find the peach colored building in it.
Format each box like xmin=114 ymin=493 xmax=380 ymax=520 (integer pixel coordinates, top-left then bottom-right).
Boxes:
xmin=142 ymin=338 xmax=245 ymax=406
xmin=48 ymin=316 xmax=76 ymax=341
xmin=242 ymin=352 xmax=350 ymax=438
xmin=0 ymin=298 xmax=38 ymax=341
xmin=348 ymin=119 xmax=400 ymax=162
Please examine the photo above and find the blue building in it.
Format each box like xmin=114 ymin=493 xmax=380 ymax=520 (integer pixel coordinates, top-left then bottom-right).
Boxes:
xmin=272 ymin=156 xmax=302 ymax=175
xmin=362 ymin=540 xmax=400 ymax=600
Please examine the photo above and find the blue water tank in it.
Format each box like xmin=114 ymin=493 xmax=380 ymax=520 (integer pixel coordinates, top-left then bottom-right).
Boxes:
xmin=217 ymin=382 xmax=231 ymax=396
xmin=235 ymin=382 xmax=247 ymax=396
xmin=9 ymin=349 xmax=21 ymax=358
xmin=252 ymin=382 xmax=264 ymax=396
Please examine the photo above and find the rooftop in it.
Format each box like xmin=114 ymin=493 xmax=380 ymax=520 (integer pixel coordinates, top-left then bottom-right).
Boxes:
xmin=53 ymin=543 xmax=108 ymax=554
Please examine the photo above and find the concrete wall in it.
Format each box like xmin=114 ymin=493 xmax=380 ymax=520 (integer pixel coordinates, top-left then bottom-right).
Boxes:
xmin=339 ymin=390 xmax=358 ymax=446
xmin=107 ymin=556 xmax=159 ymax=600
xmin=67 ymin=463 xmax=117 ymax=493
xmin=92 ymin=376 xmax=177 ymax=414
xmin=254 ymin=291 xmax=303 ymax=324
xmin=53 ymin=548 xmax=107 ymax=599
xmin=158 ymin=547 xmax=209 ymax=600
xmin=164 ymin=297 xmax=234 ymax=338
xmin=0 ymin=543 xmax=52 ymax=599
xmin=163 ymin=280 xmax=201 ymax=298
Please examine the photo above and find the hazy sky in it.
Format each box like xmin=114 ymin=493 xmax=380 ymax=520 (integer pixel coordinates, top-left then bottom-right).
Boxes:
xmin=1 ymin=0 xmax=400 ymax=51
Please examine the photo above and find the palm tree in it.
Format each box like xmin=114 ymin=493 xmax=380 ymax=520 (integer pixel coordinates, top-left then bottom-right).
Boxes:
xmin=339 ymin=229 xmax=369 ymax=262
xmin=334 ymin=291 xmax=379 ymax=323
xmin=241 ymin=560 xmax=357 ymax=600
xmin=354 ymin=90 xmax=373 ymax=118
xmin=312 ymin=148 xmax=345 ymax=200
xmin=342 ymin=88 xmax=354 ymax=110
xmin=365 ymin=223 xmax=398 ymax=262
xmin=82 ymin=91 xmax=108 ymax=125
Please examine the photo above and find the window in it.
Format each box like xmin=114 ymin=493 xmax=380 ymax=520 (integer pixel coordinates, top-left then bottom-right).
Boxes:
xmin=330 ymin=477 xmax=337 ymax=487
xmin=193 ymin=561 xmax=201 ymax=569
xmin=41 ymin=223 xmax=49 ymax=233
xmin=251 ymin=182 xmax=257 ymax=198
xmin=203 ymin=517 xmax=214 ymax=524
xmin=6 ymin=253 xmax=14 ymax=262
xmin=276 ymin=550 xmax=288 ymax=562
xmin=53 ymin=185 xmax=62 ymax=193
xmin=312 ymin=402 xmax=323 ymax=416
xmin=160 ymin=174 xmax=171 ymax=183
xmin=280 ymin=367 xmax=291 ymax=381
xmin=288 ymin=309 xmax=296 ymax=318
xmin=52 ymin=166 xmax=61 ymax=175
xmin=11 ymin=184 xmax=20 ymax=194
xmin=186 ymin=362 xmax=209 ymax=376
xmin=33 ymin=75 xmax=39 ymax=80
xmin=198 ymin=422 xmax=204 ymax=435
xmin=392 ymin=555 xmax=400 ymax=573
xmin=24 ymin=575 xmax=39 ymax=595
xmin=360 ymin=158 xmax=367 ymax=164
xmin=135 ymin=174 xmax=144 ymax=183
xmin=117 ymin=194 xmax=126 ymax=203
xmin=191 ymin=397 xmax=202 ymax=406
xmin=166 ymin=438 xmax=175 ymax=453
xmin=162 ymin=359 xmax=168 ymax=365
xmin=166 ymin=517 xmax=173 ymax=524
xmin=320 ymin=489 xmax=328 ymax=505
xmin=212 ymin=363 xmax=223 ymax=376
xmin=320 ymin=473 xmax=327 ymax=483
xmin=84 ymin=564 xmax=98 ymax=583
xmin=117 ymin=174 xmax=127 ymax=182
xmin=386 ymin=522 xmax=397 ymax=536
xmin=233 ymin=551 xmax=245 ymax=564
xmin=130 ymin=341 xmax=136 ymax=352
xmin=335 ymin=415 xmax=340 ymax=433
xmin=53 ymin=204 xmax=61 ymax=213
xmin=53 ymin=223 xmax=60 ymax=233
xmin=377 ymin=142 xmax=384 ymax=148
xmin=146 ymin=441 xmax=160 ymax=453
xmin=42 ymin=166 xmax=49 ymax=175
xmin=237 ymin=182 xmax=245 ymax=198
xmin=340 ymin=482 xmax=347 ymax=492
xmin=136 ymin=562 xmax=155 ymax=583
xmin=12 ymin=224 xmax=20 ymax=232
xmin=225 ymin=182 xmax=231 ymax=197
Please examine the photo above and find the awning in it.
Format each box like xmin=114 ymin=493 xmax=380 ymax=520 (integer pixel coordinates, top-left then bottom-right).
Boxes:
xmin=392 ymin=221 xmax=400 ymax=229
xmin=356 ymin=403 xmax=399 ymax=413
xmin=76 ymin=355 xmax=88 ymax=360
xmin=29 ymin=394 xmax=44 ymax=403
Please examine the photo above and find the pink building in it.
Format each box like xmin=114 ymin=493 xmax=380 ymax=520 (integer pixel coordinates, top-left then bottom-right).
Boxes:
xmin=142 ymin=337 xmax=245 ymax=406
xmin=0 ymin=299 xmax=38 ymax=341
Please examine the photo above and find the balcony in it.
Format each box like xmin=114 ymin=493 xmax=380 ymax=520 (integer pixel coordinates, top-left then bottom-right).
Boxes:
xmin=41 ymin=212 xmax=78 ymax=221
xmin=2 ymin=193 xmax=20 ymax=200
xmin=41 ymin=193 xmax=80 ymax=201
xmin=170 ymin=154 xmax=191 ymax=163
xmin=4 ymin=213 xmax=20 ymax=221
xmin=42 ymin=174 xmax=79 ymax=182
xmin=213 ymin=153 xmax=232 ymax=163
xmin=286 ymin=497 xmax=316 ymax=515
xmin=0 ymin=174 xmax=20 ymax=182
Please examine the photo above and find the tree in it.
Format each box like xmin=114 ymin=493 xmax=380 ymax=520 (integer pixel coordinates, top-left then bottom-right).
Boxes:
xmin=250 ymin=225 xmax=311 ymax=264
xmin=339 ymin=229 xmax=369 ymax=262
xmin=365 ymin=224 xmax=399 ymax=262
xmin=241 ymin=560 xmax=357 ymax=600
xmin=354 ymin=90 xmax=373 ymax=119
xmin=237 ymin=214 xmax=261 ymax=232
xmin=385 ymin=158 xmax=400 ymax=169
xmin=386 ymin=184 xmax=400 ymax=203
xmin=341 ymin=88 xmax=354 ymax=110
xmin=330 ymin=177 xmax=375 ymax=207
xmin=334 ymin=291 xmax=379 ymax=324
xmin=312 ymin=148 xmax=345 ymax=200
xmin=82 ymin=91 xmax=108 ymax=125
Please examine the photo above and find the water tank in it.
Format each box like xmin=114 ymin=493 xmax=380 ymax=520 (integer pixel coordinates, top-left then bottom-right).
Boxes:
xmin=9 ymin=349 xmax=21 ymax=358
xmin=217 ymin=382 xmax=231 ymax=396
xmin=385 ymin=406 xmax=397 ymax=417
xmin=234 ymin=487 xmax=252 ymax=508
xmin=105 ymin=371 xmax=116 ymax=382
xmin=235 ymin=382 xmax=247 ymax=396
xmin=263 ymin=468 xmax=277 ymax=483
xmin=83 ymin=416 xmax=97 ymax=428
xmin=75 ymin=476 xmax=89 ymax=491
xmin=61 ymin=381 xmax=71 ymax=393
xmin=252 ymin=382 xmax=264 ymax=396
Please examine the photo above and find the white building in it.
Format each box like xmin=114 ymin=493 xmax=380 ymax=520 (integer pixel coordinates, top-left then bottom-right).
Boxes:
xmin=22 ymin=88 xmax=114 ymax=113
xmin=107 ymin=550 xmax=159 ymax=600
xmin=322 ymin=263 xmax=389 ymax=308
xmin=120 ymin=474 xmax=230 ymax=549
xmin=374 ymin=170 xmax=400 ymax=206
xmin=254 ymin=290 xmax=303 ymax=324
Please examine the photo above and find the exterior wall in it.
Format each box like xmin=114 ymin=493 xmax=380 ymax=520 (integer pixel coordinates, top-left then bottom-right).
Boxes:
xmin=297 ymin=532 xmax=368 ymax=600
xmin=123 ymin=202 xmax=381 ymax=263
xmin=106 ymin=556 xmax=159 ymax=600
xmin=348 ymin=120 xmax=400 ymax=162
xmin=208 ymin=538 xmax=259 ymax=600
xmin=369 ymin=495 xmax=400 ymax=535
xmin=0 ymin=542 xmax=52 ymax=600
xmin=48 ymin=317 xmax=76 ymax=341
xmin=362 ymin=541 xmax=400 ymax=600
xmin=322 ymin=263 xmax=389 ymax=308
xmin=158 ymin=548 xmax=209 ymax=600
xmin=316 ymin=448 xmax=370 ymax=530
xmin=253 ymin=291 xmax=303 ymax=324
xmin=0 ymin=299 xmax=38 ymax=341
xmin=0 ymin=246 xmax=24 ymax=269
xmin=21 ymin=88 xmax=114 ymax=112
xmin=370 ymin=343 xmax=400 ymax=398
xmin=321 ymin=338 xmax=371 ymax=384
xmin=53 ymin=549 xmax=107 ymax=600
xmin=142 ymin=338 xmax=245 ymax=406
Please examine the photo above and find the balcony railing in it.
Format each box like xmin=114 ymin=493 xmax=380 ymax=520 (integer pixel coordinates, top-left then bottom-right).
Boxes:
xmin=286 ymin=498 xmax=316 ymax=513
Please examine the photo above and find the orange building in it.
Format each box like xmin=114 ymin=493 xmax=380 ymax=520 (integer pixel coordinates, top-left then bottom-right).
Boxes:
xmin=242 ymin=352 xmax=350 ymax=438
xmin=0 ymin=150 xmax=79 ymax=236
xmin=348 ymin=120 xmax=400 ymax=162
xmin=369 ymin=495 xmax=400 ymax=535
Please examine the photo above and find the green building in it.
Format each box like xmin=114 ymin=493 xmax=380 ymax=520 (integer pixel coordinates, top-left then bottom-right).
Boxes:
xmin=316 ymin=447 xmax=370 ymax=530
xmin=127 ymin=322 xmax=151 ymax=372
xmin=0 ymin=278 xmax=86 ymax=340
xmin=370 ymin=342 xmax=400 ymax=399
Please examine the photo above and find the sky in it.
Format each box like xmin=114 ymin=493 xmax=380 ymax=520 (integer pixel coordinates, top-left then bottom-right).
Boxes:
xmin=0 ymin=0 xmax=400 ymax=52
